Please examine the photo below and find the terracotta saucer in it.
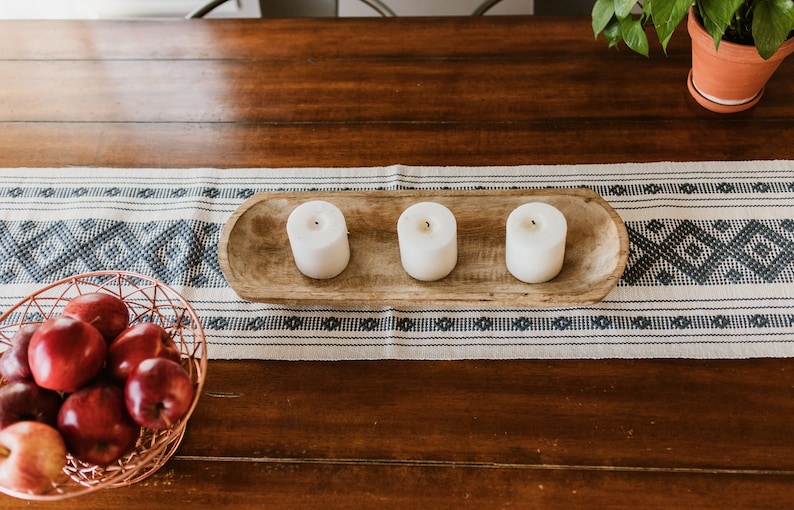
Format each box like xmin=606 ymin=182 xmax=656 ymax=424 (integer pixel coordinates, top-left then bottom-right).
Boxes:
xmin=687 ymin=69 xmax=763 ymax=113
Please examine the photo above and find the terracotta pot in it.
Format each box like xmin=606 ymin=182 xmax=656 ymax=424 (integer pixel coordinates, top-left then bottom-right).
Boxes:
xmin=687 ymin=11 xmax=794 ymax=113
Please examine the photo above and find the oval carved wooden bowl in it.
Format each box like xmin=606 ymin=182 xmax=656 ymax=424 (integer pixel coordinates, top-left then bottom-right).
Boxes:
xmin=219 ymin=188 xmax=629 ymax=308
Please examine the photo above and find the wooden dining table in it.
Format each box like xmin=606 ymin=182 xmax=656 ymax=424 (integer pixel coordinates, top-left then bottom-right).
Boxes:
xmin=2 ymin=14 xmax=794 ymax=509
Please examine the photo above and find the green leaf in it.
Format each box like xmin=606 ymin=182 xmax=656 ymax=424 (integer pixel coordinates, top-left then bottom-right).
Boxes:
xmin=602 ymin=19 xmax=624 ymax=48
xmin=649 ymin=0 xmax=692 ymax=53
xmin=699 ymin=0 xmax=745 ymax=44
xmin=620 ymin=16 xmax=650 ymax=56
xmin=592 ymin=0 xmax=617 ymax=37
xmin=698 ymin=13 xmax=723 ymax=50
xmin=614 ymin=0 xmax=636 ymax=18
xmin=753 ymin=0 xmax=794 ymax=59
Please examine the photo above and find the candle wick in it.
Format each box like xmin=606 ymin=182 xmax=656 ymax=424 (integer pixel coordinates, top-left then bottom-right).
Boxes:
xmin=425 ymin=221 xmax=431 ymax=229
xmin=531 ymin=220 xmax=536 ymax=225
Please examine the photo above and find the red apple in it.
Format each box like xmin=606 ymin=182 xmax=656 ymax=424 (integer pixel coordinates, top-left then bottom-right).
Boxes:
xmin=125 ymin=358 xmax=194 ymax=430
xmin=0 ymin=421 xmax=67 ymax=495
xmin=57 ymin=383 xmax=140 ymax=466
xmin=107 ymin=322 xmax=181 ymax=384
xmin=62 ymin=292 xmax=129 ymax=344
xmin=0 ymin=324 xmax=38 ymax=382
xmin=28 ymin=315 xmax=107 ymax=393
xmin=0 ymin=380 xmax=62 ymax=430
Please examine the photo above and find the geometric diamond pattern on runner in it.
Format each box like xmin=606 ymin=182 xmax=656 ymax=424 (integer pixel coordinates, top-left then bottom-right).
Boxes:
xmin=623 ymin=219 xmax=794 ymax=286
xmin=0 ymin=219 xmax=225 ymax=287
xmin=731 ymin=221 xmax=793 ymax=283
xmin=1 ymin=217 xmax=793 ymax=289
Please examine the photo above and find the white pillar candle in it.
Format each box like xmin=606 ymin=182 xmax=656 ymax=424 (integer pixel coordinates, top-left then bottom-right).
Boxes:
xmin=286 ymin=200 xmax=350 ymax=279
xmin=505 ymin=202 xmax=567 ymax=284
xmin=397 ymin=202 xmax=457 ymax=281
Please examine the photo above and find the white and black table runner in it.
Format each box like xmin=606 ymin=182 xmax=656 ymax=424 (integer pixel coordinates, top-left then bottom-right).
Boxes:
xmin=1 ymin=162 xmax=792 ymax=360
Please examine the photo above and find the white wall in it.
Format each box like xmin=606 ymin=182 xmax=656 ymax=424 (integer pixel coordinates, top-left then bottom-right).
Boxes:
xmin=0 ymin=0 xmax=253 ymax=19
xmin=0 ymin=0 xmax=533 ymax=19
xmin=340 ymin=0 xmax=532 ymax=16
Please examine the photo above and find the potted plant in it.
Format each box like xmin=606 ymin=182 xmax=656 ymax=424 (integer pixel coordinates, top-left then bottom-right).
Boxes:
xmin=591 ymin=0 xmax=794 ymax=113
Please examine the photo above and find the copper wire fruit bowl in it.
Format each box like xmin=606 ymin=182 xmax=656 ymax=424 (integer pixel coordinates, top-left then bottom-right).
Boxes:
xmin=0 ymin=271 xmax=207 ymax=501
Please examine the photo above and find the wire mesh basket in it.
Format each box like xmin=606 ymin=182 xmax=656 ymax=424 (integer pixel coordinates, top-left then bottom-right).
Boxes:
xmin=0 ymin=271 xmax=207 ymax=500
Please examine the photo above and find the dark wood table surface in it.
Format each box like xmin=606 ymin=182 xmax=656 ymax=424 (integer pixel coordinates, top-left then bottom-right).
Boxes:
xmin=2 ymin=15 xmax=794 ymax=508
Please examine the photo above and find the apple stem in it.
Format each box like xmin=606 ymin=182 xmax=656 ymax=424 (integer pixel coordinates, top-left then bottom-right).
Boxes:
xmin=0 ymin=445 xmax=10 ymax=458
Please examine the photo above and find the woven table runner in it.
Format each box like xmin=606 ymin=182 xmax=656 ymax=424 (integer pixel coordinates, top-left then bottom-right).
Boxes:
xmin=1 ymin=162 xmax=792 ymax=360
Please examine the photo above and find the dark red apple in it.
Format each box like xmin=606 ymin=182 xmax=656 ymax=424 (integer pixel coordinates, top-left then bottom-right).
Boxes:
xmin=125 ymin=358 xmax=194 ymax=430
xmin=107 ymin=322 xmax=181 ymax=384
xmin=0 ymin=380 xmax=62 ymax=430
xmin=0 ymin=421 xmax=67 ymax=495
xmin=0 ymin=324 xmax=38 ymax=382
xmin=62 ymin=292 xmax=129 ymax=344
xmin=57 ymin=383 xmax=140 ymax=466
xmin=27 ymin=315 xmax=107 ymax=393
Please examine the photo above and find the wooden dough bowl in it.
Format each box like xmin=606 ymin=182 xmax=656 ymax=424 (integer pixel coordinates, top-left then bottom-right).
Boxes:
xmin=218 ymin=188 xmax=629 ymax=308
